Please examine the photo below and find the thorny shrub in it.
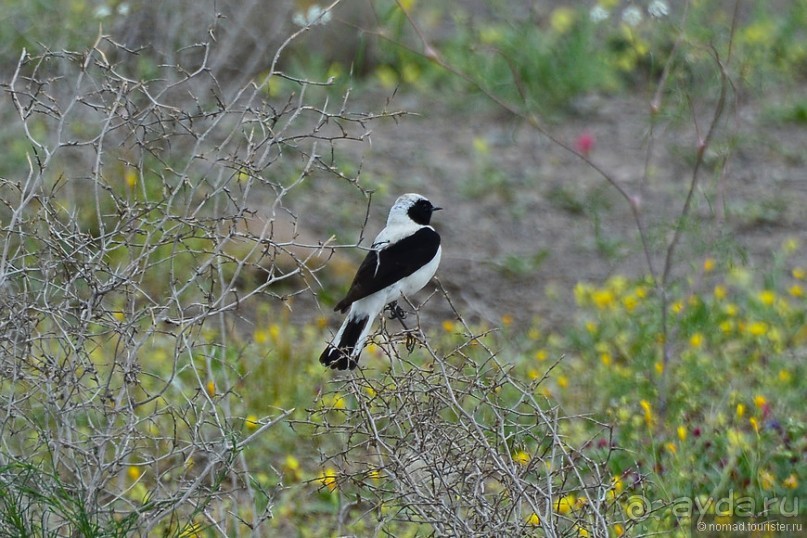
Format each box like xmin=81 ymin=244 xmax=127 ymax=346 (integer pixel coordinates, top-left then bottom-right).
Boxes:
xmin=0 ymin=3 xmax=628 ymax=536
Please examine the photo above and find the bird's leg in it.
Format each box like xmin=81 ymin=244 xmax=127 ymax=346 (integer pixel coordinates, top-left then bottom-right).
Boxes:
xmin=385 ymin=300 xmax=408 ymax=321
xmin=385 ymin=301 xmax=417 ymax=353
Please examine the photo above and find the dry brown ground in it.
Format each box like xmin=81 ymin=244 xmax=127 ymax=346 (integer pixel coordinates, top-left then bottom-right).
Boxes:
xmin=291 ymin=86 xmax=806 ymax=332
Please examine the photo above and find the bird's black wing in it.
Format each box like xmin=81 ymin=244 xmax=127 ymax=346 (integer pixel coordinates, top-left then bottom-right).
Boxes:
xmin=334 ymin=227 xmax=440 ymax=313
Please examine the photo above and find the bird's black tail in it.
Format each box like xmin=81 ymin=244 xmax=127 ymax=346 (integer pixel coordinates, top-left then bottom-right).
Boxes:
xmin=319 ymin=313 xmax=369 ymax=370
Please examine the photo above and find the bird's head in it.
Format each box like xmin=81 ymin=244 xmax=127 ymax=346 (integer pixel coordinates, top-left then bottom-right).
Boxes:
xmin=388 ymin=193 xmax=442 ymax=226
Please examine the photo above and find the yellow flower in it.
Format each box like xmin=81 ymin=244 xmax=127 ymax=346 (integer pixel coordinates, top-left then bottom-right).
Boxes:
xmin=125 ymin=168 xmax=138 ymax=188
xmin=527 ymin=368 xmax=540 ymax=380
xmin=793 ymin=267 xmax=806 ymax=280
xmin=206 ymin=380 xmax=216 ymax=397
xmin=677 ymin=425 xmax=687 ymax=442
xmin=442 ymin=320 xmax=456 ymax=333
xmin=283 ymin=455 xmax=301 ymax=482
xmin=554 ymin=495 xmax=576 ymax=514
xmin=600 ymin=352 xmax=613 ymax=366
xmin=713 ymin=284 xmax=728 ymax=300
xmin=576 ymin=525 xmax=590 ymax=537
xmin=758 ymin=469 xmax=776 ymax=491
xmin=783 ymin=473 xmax=799 ymax=490
xmin=315 ymin=315 xmax=328 ymax=329
xmin=331 ymin=393 xmax=346 ymax=410
xmin=789 ymin=284 xmax=804 ymax=297
xmin=501 ymin=314 xmax=513 ymax=326
xmin=319 ymin=467 xmax=339 ymax=492
xmin=778 ymin=369 xmax=792 ymax=383
xmin=245 ymin=415 xmax=259 ymax=430
xmin=689 ymin=332 xmax=704 ymax=348
xmin=753 ymin=395 xmax=767 ymax=408
xmin=654 ymin=361 xmax=664 ymax=375
xmin=513 ymin=450 xmax=531 ymax=466
xmin=665 ymin=442 xmax=677 ymax=454
xmin=670 ymin=301 xmax=684 ymax=314
xmin=749 ymin=417 xmax=760 ymax=433
xmin=253 ymin=329 xmax=269 ymax=344
xmin=535 ymin=349 xmax=548 ymax=361
xmin=747 ymin=321 xmax=768 ymax=337
xmin=635 ymin=284 xmax=649 ymax=298
xmin=703 ymin=258 xmax=716 ymax=272
xmin=585 ymin=320 xmax=598 ymax=334
xmin=367 ymin=468 xmax=382 ymax=483
xmin=526 ymin=513 xmax=541 ymax=526
xmin=757 ymin=290 xmax=776 ymax=306
xmin=719 ymin=320 xmax=733 ymax=334
xmin=527 ymin=327 xmax=541 ymax=340
xmin=612 ymin=475 xmax=624 ymax=494
xmin=736 ymin=403 xmax=745 ymax=419
xmin=550 ymin=7 xmax=576 ymax=34
xmin=640 ymin=399 xmax=654 ymax=427
xmin=592 ymin=289 xmax=615 ymax=310
xmin=284 ymin=455 xmax=299 ymax=470
xmin=613 ymin=523 xmax=625 ymax=537
xmin=127 ymin=465 xmax=142 ymax=481
xmin=622 ymin=294 xmax=639 ymax=312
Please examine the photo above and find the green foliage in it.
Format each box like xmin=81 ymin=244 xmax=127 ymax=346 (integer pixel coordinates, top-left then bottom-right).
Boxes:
xmin=498 ymin=244 xmax=806 ymax=533
xmin=0 ymin=463 xmax=138 ymax=537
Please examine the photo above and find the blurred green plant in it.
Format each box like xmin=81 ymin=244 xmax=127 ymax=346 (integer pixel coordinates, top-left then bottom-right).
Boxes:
xmin=0 ymin=463 xmax=138 ymax=537
xmin=496 ymin=242 xmax=806 ymax=533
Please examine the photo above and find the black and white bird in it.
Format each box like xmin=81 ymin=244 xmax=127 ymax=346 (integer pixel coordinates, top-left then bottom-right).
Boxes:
xmin=319 ymin=193 xmax=442 ymax=370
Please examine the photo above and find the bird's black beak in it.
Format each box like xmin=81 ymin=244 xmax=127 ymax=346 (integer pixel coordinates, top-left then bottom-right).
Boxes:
xmin=432 ymin=206 xmax=443 ymax=211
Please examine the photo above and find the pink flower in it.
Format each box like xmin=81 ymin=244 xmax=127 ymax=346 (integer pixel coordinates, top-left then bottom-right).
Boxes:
xmin=575 ymin=130 xmax=595 ymax=157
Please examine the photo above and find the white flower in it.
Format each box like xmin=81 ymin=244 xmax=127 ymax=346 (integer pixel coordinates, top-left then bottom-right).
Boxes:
xmin=621 ymin=6 xmax=643 ymax=27
xmin=648 ymin=0 xmax=669 ymax=18
xmin=117 ymin=3 xmax=131 ymax=16
xmin=590 ymin=6 xmax=610 ymax=23
xmin=292 ymin=5 xmax=333 ymax=27
xmin=93 ymin=4 xmax=112 ymax=18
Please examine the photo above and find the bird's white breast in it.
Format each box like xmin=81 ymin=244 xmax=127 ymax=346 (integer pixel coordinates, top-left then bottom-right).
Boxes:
xmin=372 ymin=222 xmax=422 ymax=249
